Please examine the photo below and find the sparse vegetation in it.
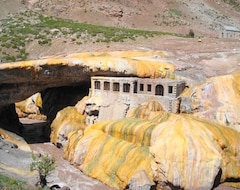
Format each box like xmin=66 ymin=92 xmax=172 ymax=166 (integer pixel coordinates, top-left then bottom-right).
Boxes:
xmin=168 ymin=9 xmax=182 ymax=16
xmin=30 ymin=153 xmax=55 ymax=188
xmin=223 ymin=0 xmax=240 ymax=11
xmin=0 ymin=11 xmax=175 ymax=62
xmin=187 ymin=29 xmax=195 ymax=38
xmin=153 ymin=8 xmax=187 ymax=27
xmin=0 ymin=173 xmax=27 ymax=190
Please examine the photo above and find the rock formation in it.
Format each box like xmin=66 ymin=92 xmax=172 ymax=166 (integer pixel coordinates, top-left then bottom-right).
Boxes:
xmin=50 ymin=106 xmax=86 ymax=148
xmin=0 ymin=51 xmax=174 ymax=106
xmin=180 ymin=73 xmax=240 ymax=131
xmin=51 ymin=100 xmax=240 ymax=189
xmin=1 ymin=50 xmax=240 ymax=189
xmin=15 ymin=92 xmax=46 ymax=120
xmin=0 ymin=50 xmax=173 ymax=137
xmin=0 ymin=128 xmax=37 ymax=184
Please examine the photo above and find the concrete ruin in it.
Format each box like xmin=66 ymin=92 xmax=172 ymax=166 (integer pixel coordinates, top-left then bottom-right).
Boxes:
xmin=85 ymin=76 xmax=186 ymax=124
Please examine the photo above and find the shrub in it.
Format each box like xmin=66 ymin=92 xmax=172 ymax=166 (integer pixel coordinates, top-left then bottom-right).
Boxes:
xmin=188 ymin=29 xmax=195 ymax=38
xmin=30 ymin=154 xmax=55 ymax=188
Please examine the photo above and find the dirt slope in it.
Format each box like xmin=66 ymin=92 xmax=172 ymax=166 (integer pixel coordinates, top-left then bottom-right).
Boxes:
xmin=0 ymin=0 xmax=25 ymax=19
xmin=26 ymin=0 xmax=240 ymax=36
xmin=1 ymin=0 xmax=240 ymax=62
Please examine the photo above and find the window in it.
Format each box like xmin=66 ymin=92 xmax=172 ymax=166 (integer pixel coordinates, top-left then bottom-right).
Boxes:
xmin=168 ymin=86 xmax=173 ymax=93
xmin=147 ymin=84 xmax=151 ymax=92
xmin=94 ymin=81 xmax=100 ymax=89
xmin=104 ymin=81 xmax=110 ymax=90
xmin=155 ymin=85 xmax=164 ymax=96
xmin=113 ymin=82 xmax=120 ymax=91
xmin=134 ymin=81 xmax=138 ymax=93
xmin=140 ymin=84 xmax=144 ymax=91
xmin=123 ymin=83 xmax=130 ymax=92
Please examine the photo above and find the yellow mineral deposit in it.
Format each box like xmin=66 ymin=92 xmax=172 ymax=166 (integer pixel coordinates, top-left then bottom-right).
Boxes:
xmin=150 ymin=114 xmax=240 ymax=189
xmin=66 ymin=50 xmax=166 ymax=59
xmin=66 ymin=126 xmax=154 ymax=189
xmin=0 ymin=60 xmax=35 ymax=69
xmin=50 ymin=106 xmax=86 ymax=146
xmin=181 ymin=73 xmax=240 ymax=131
xmin=0 ymin=128 xmax=31 ymax=152
xmin=0 ymin=51 xmax=175 ymax=82
xmin=126 ymin=100 xmax=169 ymax=122
xmin=0 ymin=129 xmax=37 ymax=182
xmin=60 ymin=100 xmax=240 ymax=189
xmin=63 ymin=129 xmax=84 ymax=162
xmin=11 ymin=51 xmax=238 ymax=189
xmin=15 ymin=92 xmax=44 ymax=118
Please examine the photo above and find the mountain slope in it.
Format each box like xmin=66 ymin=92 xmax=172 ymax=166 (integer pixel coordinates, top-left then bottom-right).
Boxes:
xmin=26 ymin=0 xmax=240 ymax=36
xmin=1 ymin=0 xmax=240 ymax=67
xmin=0 ymin=0 xmax=25 ymax=19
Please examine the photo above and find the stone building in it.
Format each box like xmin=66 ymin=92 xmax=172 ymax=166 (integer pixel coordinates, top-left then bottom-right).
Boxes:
xmin=219 ymin=25 xmax=240 ymax=38
xmin=85 ymin=76 xmax=186 ymax=124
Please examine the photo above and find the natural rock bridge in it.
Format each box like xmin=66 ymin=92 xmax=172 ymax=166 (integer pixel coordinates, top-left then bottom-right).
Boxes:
xmin=0 ymin=51 xmax=175 ymax=106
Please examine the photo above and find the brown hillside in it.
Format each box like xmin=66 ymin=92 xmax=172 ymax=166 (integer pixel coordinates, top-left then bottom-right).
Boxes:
xmin=0 ymin=0 xmax=240 ymax=82
xmin=26 ymin=0 xmax=240 ymax=36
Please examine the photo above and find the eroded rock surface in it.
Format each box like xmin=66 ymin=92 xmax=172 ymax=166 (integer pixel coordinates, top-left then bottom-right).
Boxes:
xmin=0 ymin=129 xmax=37 ymax=184
xmin=52 ymin=101 xmax=240 ymax=189
xmin=180 ymin=73 xmax=240 ymax=131
xmin=16 ymin=92 xmax=46 ymax=120
xmin=0 ymin=51 xmax=173 ymax=106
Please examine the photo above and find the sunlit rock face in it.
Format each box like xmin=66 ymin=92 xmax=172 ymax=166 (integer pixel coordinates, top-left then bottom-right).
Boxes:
xmin=65 ymin=119 xmax=155 ymax=190
xmin=0 ymin=128 xmax=31 ymax=152
xmin=61 ymin=101 xmax=240 ymax=190
xmin=0 ymin=128 xmax=37 ymax=184
xmin=15 ymin=92 xmax=46 ymax=120
xmin=126 ymin=100 xmax=169 ymax=122
xmin=50 ymin=106 xmax=86 ymax=148
xmin=150 ymin=114 xmax=240 ymax=190
xmin=180 ymin=74 xmax=240 ymax=131
xmin=50 ymin=96 xmax=89 ymax=148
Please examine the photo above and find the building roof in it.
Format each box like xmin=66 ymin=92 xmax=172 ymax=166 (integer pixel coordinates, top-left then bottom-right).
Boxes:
xmin=222 ymin=25 xmax=240 ymax=32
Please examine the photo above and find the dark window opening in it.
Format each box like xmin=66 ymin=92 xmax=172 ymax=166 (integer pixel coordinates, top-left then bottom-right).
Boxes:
xmin=113 ymin=82 xmax=120 ymax=91
xmin=134 ymin=81 xmax=138 ymax=93
xmin=147 ymin=84 xmax=152 ymax=92
xmin=155 ymin=85 xmax=164 ymax=96
xmin=104 ymin=81 xmax=110 ymax=90
xmin=140 ymin=84 xmax=144 ymax=91
xmin=168 ymin=86 xmax=173 ymax=93
xmin=94 ymin=81 xmax=100 ymax=89
xmin=123 ymin=83 xmax=130 ymax=93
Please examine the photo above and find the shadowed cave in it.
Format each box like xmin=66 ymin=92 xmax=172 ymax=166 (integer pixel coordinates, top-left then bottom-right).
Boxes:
xmin=0 ymin=82 xmax=90 ymax=144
